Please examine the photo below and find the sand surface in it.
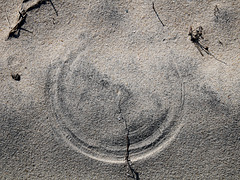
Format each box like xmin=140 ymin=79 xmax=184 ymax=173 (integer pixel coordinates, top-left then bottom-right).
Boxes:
xmin=0 ymin=0 xmax=239 ymax=179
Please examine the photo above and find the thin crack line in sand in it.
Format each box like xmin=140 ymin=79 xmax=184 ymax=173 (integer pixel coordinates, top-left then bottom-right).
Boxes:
xmin=171 ymin=58 xmax=185 ymax=111
xmin=117 ymin=93 xmax=139 ymax=180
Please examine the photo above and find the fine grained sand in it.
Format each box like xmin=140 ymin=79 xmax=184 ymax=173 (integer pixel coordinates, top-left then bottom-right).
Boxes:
xmin=0 ymin=0 xmax=239 ymax=179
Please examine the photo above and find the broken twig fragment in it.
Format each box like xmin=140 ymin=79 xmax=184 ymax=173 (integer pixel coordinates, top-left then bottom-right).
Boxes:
xmin=152 ymin=2 xmax=165 ymax=26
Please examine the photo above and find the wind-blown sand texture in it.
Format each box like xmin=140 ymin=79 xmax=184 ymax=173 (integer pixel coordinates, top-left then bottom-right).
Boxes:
xmin=0 ymin=0 xmax=239 ymax=179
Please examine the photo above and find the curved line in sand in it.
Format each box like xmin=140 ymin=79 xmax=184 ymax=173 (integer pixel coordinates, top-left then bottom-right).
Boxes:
xmin=49 ymin=57 xmax=186 ymax=164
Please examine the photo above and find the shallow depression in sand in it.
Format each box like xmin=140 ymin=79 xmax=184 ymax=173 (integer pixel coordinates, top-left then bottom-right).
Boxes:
xmin=46 ymin=55 xmax=185 ymax=163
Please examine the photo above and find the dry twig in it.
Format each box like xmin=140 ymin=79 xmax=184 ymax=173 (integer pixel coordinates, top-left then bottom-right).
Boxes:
xmin=152 ymin=2 xmax=165 ymax=26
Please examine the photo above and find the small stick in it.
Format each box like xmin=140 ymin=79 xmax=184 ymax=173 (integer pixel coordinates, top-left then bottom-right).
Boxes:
xmin=19 ymin=27 xmax=33 ymax=34
xmin=195 ymin=43 xmax=204 ymax=56
xmin=198 ymin=43 xmax=227 ymax=65
xmin=195 ymin=41 xmax=227 ymax=65
xmin=49 ymin=0 xmax=58 ymax=16
xmin=152 ymin=2 xmax=165 ymax=26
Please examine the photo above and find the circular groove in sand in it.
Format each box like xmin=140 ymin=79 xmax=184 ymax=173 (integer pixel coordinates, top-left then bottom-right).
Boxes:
xmin=47 ymin=56 xmax=185 ymax=163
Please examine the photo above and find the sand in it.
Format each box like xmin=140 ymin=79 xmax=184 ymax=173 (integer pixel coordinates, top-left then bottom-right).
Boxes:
xmin=0 ymin=0 xmax=239 ymax=179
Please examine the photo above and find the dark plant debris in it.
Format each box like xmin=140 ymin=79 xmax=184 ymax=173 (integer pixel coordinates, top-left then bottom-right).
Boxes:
xmin=188 ymin=26 xmax=227 ymax=65
xmin=6 ymin=0 xmax=57 ymax=40
xmin=11 ymin=73 xmax=21 ymax=81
